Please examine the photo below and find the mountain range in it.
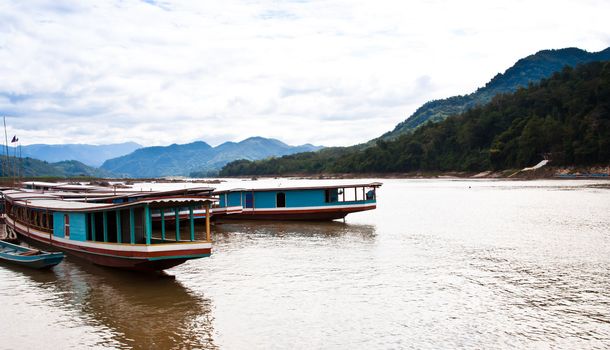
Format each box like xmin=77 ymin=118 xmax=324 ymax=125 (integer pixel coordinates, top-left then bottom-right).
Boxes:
xmin=381 ymin=47 xmax=610 ymax=140
xmin=11 ymin=142 xmax=142 ymax=167
xmin=9 ymin=47 xmax=608 ymax=178
xmin=100 ymin=137 xmax=322 ymax=178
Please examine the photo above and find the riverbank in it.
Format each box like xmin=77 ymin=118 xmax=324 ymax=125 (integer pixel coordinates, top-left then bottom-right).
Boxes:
xmin=7 ymin=165 xmax=609 ymax=185
xmin=241 ymin=165 xmax=610 ymax=181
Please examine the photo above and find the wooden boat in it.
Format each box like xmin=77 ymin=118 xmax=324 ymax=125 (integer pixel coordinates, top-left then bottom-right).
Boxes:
xmin=212 ymin=182 xmax=382 ymax=221
xmin=2 ymin=189 xmax=215 ymax=272
xmin=0 ymin=239 xmax=64 ymax=269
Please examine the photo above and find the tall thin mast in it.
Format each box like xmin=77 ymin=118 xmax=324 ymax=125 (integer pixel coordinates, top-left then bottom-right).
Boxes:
xmin=3 ymin=116 xmax=9 ymax=182
xmin=12 ymin=139 xmax=17 ymax=184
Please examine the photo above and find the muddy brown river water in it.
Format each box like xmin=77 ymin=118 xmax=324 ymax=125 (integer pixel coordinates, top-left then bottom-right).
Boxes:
xmin=1 ymin=179 xmax=609 ymax=349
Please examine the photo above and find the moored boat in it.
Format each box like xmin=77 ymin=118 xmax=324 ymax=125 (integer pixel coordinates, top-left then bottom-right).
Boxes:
xmin=0 ymin=239 xmax=64 ymax=269
xmin=213 ymin=182 xmax=382 ymax=221
xmin=2 ymin=190 xmax=215 ymax=272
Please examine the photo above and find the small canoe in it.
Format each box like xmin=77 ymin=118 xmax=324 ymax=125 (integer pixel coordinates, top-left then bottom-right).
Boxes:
xmin=0 ymin=240 xmax=64 ymax=269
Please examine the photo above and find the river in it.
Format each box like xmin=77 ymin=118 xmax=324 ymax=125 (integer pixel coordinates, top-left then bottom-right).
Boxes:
xmin=1 ymin=179 xmax=609 ymax=349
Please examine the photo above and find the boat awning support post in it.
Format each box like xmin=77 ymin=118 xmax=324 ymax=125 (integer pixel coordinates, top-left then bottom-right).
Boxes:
xmin=205 ymin=202 xmax=211 ymax=242
xmin=91 ymin=213 xmax=96 ymax=241
xmin=175 ymin=208 xmax=180 ymax=241
xmin=129 ymin=208 xmax=135 ymax=244
xmin=103 ymin=211 xmax=108 ymax=242
xmin=144 ymin=204 xmax=151 ymax=245
xmin=189 ymin=206 xmax=195 ymax=241
xmin=160 ymin=210 xmax=166 ymax=241
xmin=116 ymin=210 xmax=122 ymax=243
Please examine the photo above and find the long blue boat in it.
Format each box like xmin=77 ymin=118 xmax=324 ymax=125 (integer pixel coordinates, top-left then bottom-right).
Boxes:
xmin=0 ymin=239 xmax=64 ymax=269
xmin=213 ymin=182 xmax=382 ymax=221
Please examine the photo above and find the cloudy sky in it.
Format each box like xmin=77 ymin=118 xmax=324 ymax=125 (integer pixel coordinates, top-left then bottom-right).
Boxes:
xmin=0 ymin=0 xmax=608 ymax=147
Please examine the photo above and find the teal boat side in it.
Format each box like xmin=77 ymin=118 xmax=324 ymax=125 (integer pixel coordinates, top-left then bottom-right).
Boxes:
xmin=214 ymin=183 xmax=381 ymax=221
xmin=0 ymin=240 xmax=64 ymax=269
xmin=219 ymin=188 xmax=377 ymax=209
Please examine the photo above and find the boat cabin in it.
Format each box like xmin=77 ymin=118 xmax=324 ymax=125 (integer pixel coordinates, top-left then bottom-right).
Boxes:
xmin=3 ymin=190 xmax=215 ymax=271
xmin=213 ymin=182 xmax=382 ymax=221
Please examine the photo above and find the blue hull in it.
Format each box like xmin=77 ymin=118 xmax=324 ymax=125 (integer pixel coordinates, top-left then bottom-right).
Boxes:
xmin=0 ymin=240 xmax=64 ymax=269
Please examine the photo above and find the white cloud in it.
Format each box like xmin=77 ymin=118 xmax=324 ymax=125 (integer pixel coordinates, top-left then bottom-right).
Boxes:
xmin=0 ymin=0 xmax=608 ymax=147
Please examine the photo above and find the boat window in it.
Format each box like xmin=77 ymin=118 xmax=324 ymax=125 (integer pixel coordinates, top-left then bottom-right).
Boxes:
xmin=325 ymin=189 xmax=339 ymax=203
xmin=343 ymin=188 xmax=356 ymax=202
xmin=356 ymin=187 xmax=365 ymax=201
xmin=276 ymin=192 xmax=286 ymax=207
xmin=64 ymin=214 xmax=70 ymax=238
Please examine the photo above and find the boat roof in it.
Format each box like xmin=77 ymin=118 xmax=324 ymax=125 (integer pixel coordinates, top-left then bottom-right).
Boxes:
xmin=213 ymin=182 xmax=382 ymax=194
xmin=21 ymin=181 xmax=100 ymax=191
xmin=1 ymin=190 xmax=60 ymax=200
xmin=6 ymin=186 xmax=215 ymax=201
xmin=21 ymin=181 xmax=69 ymax=187
xmin=3 ymin=189 xmax=216 ymax=212
xmin=6 ymin=197 xmax=216 ymax=212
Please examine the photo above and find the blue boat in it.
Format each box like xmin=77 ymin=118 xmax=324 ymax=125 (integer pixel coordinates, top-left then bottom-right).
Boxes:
xmin=0 ymin=239 xmax=64 ymax=269
xmin=2 ymin=189 xmax=214 ymax=272
xmin=213 ymin=182 xmax=382 ymax=221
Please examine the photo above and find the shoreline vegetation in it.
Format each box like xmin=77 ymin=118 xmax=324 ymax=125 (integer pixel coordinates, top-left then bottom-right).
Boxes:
xmin=220 ymin=61 xmax=610 ymax=178
xmin=1 ymin=165 xmax=608 ymax=187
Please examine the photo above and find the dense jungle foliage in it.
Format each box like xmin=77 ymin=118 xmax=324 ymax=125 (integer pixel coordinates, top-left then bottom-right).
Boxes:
xmin=221 ymin=61 xmax=610 ymax=175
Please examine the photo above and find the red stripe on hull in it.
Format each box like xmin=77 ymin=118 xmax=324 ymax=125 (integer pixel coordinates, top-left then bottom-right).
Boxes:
xmin=10 ymin=224 xmax=210 ymax=272
xmin=219 ymin=205 xmax=376 ymax=221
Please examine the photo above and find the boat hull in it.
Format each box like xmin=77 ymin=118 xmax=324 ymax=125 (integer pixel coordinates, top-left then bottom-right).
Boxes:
xmin=8 ymin=220 xmax=211 ymax=272
xmin=216 ymin=204 xmax=377 ymax=221
xmin=0 ymin=250 xmax=64 ymax=269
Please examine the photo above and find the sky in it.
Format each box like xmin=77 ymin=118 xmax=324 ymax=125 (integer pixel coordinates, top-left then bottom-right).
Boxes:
xmin=0 ymin=0 xmax=608 ymax=147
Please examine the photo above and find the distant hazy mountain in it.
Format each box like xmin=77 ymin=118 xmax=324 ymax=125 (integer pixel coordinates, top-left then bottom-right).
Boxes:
xmin=11 ymin=142 xmax=142 ymax=167
xmin=100 ymin=137 xmax=323 ymax=178
xmin=1 ymin=157 xmax=114 ymax=178
xmin=381 ymin=47 xmax=610 ymax=140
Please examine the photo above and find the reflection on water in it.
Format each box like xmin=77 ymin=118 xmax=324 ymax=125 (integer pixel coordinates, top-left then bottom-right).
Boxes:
xmin=0 ymin=259 xmax=216 ymax=349
xmin=213 ymin=220 xmax=377 ymax=240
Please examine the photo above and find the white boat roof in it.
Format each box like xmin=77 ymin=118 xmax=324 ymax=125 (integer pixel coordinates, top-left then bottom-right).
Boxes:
xmin=3 ymin=188 xmax=217 ymax=212
xmin=1 ymin=191 xmax=60 ymax=200
xmin=213 ymin=181 xmax=382 ymax=194
xmin=9 ymin=197 xmax=216 ymax=212
xmin=21 ymin=181 xmax=69 ymax=187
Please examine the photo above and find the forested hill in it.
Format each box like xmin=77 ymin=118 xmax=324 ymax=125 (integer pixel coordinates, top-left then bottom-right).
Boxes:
xmin=381 ymin=47 xmax=610 ymax=140
xmin=0 ymin=157 xmax=113 ymax=178
xmin=220 ymin=60 xmax=610 ymax=176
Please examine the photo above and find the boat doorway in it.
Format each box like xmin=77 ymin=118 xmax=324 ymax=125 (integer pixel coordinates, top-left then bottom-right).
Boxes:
xmin=245 ymin=193 xmax=253 ymax=208
xmin=276 ymin=192 xmax=286 ymax=208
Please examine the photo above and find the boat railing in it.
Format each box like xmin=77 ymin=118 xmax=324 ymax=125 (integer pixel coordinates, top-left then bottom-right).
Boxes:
xmin=9 ymin=215 xmax=53 ymax=234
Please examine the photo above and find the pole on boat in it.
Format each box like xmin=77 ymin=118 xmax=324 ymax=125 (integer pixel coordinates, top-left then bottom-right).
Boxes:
xmin=205 ymin=202 xmax=211 ymax=242
xmin=144 ymin=204 xmax=151 ymax=245
xmin=103 ymin=211 xmax=108 ymax=242
xmin=129 ymin=208 xmax=135 ymax=244
xmin=90 ymin=213 xmax=96 ymax=241
xmin=160 ymin=210 xmax=166 ymax=241
xmin=175 ymin=208 xmax=180 ymax=241
xmin=3 ymin=116 xmax=10 ymax=184
xmin=116 ymin=210 xmax=122 ymax=243
xmin=189 ymin=206 xmax=194 ymax=241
